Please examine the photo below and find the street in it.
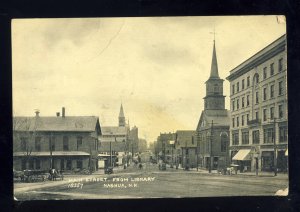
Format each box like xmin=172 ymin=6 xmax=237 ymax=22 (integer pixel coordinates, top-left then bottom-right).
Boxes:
xmin=14 ymin=163 xmax=288 ymax=200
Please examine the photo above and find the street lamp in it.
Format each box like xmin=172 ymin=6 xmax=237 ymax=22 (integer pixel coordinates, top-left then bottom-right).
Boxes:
xmin=169 ymin=140 xmax=175 ymax=168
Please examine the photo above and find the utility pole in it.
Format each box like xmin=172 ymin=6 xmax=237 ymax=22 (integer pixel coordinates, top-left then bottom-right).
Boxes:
xmin=273 ymin=118 xmax=277 ymax=176
xmin=209 ymin=120 xmax=214 ymax=173
xmin=196 ymin=134 xmax=199 ymax=171
xmin=110 ymin=140 xmax=112 ymax=167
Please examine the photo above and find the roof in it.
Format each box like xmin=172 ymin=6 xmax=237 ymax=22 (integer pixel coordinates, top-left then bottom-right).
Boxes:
xmin=13 ymin=151 xmax=90 ymax=157
xmin=197 ymin=109 xmax=230 ymax=131
xmin=101 ymin=126 xmax=127 ymax=135
xmin=99 ymin=141 xmax=127 ymax=152
xmin=13 ymin=116 xmax=101 ymax=133
xmin=119 ymin=104 xmax=125 ymax=117
xmin=209 ymin=41 xmax=220 ymax=79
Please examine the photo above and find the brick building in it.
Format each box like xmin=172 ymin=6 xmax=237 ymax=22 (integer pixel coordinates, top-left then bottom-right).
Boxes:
xmin=226 ymin=34 xmax=287 ymax=173
xmin=13 ymin=108 xmax=101 ymax=172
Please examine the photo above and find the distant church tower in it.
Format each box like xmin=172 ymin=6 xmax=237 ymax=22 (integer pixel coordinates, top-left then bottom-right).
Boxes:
xmin=204 ymin=40 xmax=226 ymax=110
xmin=118 ymin=104 xmax=126 ymax=127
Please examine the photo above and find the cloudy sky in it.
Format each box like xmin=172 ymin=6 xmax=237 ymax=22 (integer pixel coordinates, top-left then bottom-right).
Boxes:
xmin=12 ymin=16 xmax=286 ymax=144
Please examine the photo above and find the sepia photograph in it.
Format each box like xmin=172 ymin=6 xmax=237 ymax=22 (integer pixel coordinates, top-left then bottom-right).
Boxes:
xmin=12 ymin=16 xmax=288 ymax=200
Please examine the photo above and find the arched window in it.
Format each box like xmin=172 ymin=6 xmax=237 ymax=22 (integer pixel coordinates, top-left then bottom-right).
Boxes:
xmin=253 ymin=73 xmax=259 ymax=85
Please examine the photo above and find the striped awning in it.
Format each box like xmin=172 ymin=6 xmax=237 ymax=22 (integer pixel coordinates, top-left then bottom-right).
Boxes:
xmin=232 ymin=149 xmax=251 ymax=161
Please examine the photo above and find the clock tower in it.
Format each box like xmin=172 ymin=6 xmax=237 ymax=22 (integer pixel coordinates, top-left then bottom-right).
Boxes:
xmin=203 ymin=41 xmax=225 ymax=110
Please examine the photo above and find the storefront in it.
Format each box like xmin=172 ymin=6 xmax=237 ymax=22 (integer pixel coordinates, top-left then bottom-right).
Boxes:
xmin=261 ymin=151 xmax=274 ymax=172
xmin=232 ymin=149 xmax=251 ymax=172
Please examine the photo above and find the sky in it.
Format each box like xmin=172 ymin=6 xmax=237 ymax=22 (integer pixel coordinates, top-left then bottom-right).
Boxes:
xmin=12 ymin=16 xmax=286 ymax=145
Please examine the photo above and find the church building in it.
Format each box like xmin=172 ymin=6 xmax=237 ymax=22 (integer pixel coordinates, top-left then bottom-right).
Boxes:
xmin=196 ymin=40 xmax=230 ymax=171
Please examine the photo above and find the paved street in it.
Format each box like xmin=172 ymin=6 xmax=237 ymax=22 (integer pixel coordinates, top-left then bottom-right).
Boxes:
xmin=14 ymin=163 xmax=288 ymax=200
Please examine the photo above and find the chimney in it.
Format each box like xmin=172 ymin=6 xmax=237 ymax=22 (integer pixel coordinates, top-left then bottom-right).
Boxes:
xmin=35 ymin=109 xmax=40 ymax=117
xmin=56 ymin=112 xmax=60 ymax=117
xmin=62 ymin=107 xmax=65 ymax=118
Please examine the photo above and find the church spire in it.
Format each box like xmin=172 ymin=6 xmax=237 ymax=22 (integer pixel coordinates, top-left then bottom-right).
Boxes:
xmin=209 ymin=40 xmax=220 ymax=79
xmin=119 ymin=104 xmax=125 ymax=127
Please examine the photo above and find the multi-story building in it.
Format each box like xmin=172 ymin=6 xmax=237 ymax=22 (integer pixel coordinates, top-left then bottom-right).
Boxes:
xmin=156 ymin=132 xmax=176 ymax=164
xmin=13 ymin=107 xmax=101 ymax=172
xmin=226 ymin=35 xmax=287 ymax=173
xmin=174 ymin=130 xmax=197 ymax=169
xmin=196 ymin=40 xmax=230 ymax=171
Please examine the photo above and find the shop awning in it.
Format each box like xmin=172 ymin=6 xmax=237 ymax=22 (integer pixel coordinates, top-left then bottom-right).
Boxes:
xmin=232 ymin=149 xmax=251 ymax=161
xmin=285 ymin=149 xmax=288 ymax=156
xmin=13 ymin=151 xmax=90 ymax=156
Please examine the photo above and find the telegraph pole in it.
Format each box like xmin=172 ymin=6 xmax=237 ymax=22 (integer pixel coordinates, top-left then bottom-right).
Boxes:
xmin=273 ymin=118 xmax=277 ymax=176
xmin=209 ymin=120 xmax=214 ymax=173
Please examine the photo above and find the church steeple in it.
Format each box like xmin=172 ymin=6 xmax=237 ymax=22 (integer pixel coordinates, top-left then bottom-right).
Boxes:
xmin=209 ymin=41 xmax=220 ymax=79
xmin=204 ymin=39 xmax=225 ymax=110
xmin=118 ymin=104 xmax=125 ymax=127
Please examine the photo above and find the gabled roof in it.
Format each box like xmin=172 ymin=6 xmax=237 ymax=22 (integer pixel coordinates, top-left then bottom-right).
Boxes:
xmin=101 ymin=126 xmax=127 ymax=135
xmin=196 ymin=109 xmax=230 ymax=131
xmin=13 ymin=116 xmax=101 ymax=133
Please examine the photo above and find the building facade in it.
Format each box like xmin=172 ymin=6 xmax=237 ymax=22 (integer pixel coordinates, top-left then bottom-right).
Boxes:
xmin=156 ymin=132 xmax=176 ymax=164
xmin=174 ymin=130 xmax=197 ymax=169
xmin=226 ymin=35 xmax=287 ymax=173
xmin=13 ymin=108 xmax=101 ymax=172
xmin=196 ymin=41 xmax=230 ymax=171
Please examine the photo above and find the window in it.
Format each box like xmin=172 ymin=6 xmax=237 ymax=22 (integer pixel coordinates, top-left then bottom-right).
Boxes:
xmin=35 ymin=137 xmax=41 ymax=151
xmin=185 ymin=148 xmax=189 ymax=155
xmin=232 ymin=100 xmax=235 ymax=111
xmin=21 ymin=159 xmax=27 ymax=170
xmin=255 ymin=74 xmax=259 ymax=84
xmin=21 ymin=137 xmax=27 ymax=151
xmin=221 ymin=136 xmax=227 ymax=152
xmin=263 ymin=87 xmax=267 ymax=100
xmin=242 ymin=131 xmax=249 ymax=144
xmin=77 ymin=136 xmax=83 ymax=150
xmin=237 ymin=117 xmax=239 ymax=127
xmin=270 ymin=85 xmax=274 ymax=98
xmin=263 ymin=67 xmax=267 ymax=79
xmin=256 ymin=91 xmax=259 ymax=104
xmin=237 ymin=82 xmax=239 ymax=92
xmin=255 ymin=111 xmax=259 ymax=120
xmin=278 ymin=58 xmax=283 ymax=72
xmin=242 ymin=97 xmax=245 ymax=108
xmin=29 ymin=159 xmax=34 ymax=169
xmin=49 ymin=136 xmax=55 ymax=151
xmin=279 ymin=81 xmax=283 ymax=95
xmin=264 ymin=128 xmax=274 ymax=143
xmin=77 ymin=160 xmax=83 ymax=169
xmin=237 ymin=99 xmax=239 ymax=109
xmin=63 ymin=136 xmax=69 ymax=151
xmin=246 ymin=114 xmax=249 ymax=124
xmin=66 ymin=160 xmax=72 ymax=170
xmin=232 ymin=118 xmax=235 ymax=128
xmin=263 ymin=109 xmax=267 ymax=121
xmin=247 ymin=76 xmax=250 ymax=87
xmin=252 ymin=130 xmax=260 ymax=144
xmin=232 ymin=84 xmax=235 ymax=94
xmin=278 ymin=105 xmax=284 ymax=118
xmin=270 ymin=63 xmax=274 ymax=76
xmin=242 ymin=79 xmax=245 ymax=90
xmin=270 ymin=107 xmax=274 ymax=120
xmin=242 ymin=115 xmax=244 ymax=126
xmin=35 ymin=159 xmax=41 ymax=169
xmin=232 ymin=132 xmax=239 ymax=145
xmin=247 ymin=95 xmax=250 ymax=106
xmin=279 ymin=126 xmax=287 ymax=142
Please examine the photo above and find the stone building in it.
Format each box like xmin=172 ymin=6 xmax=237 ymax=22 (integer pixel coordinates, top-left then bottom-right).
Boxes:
xmin=226 ymin=34 xmax=287 ymax=173
xmin=196 ymin=40 xmax=230 ymax=171
xmin=13 ymin=107 xmax=101 ymax=172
